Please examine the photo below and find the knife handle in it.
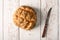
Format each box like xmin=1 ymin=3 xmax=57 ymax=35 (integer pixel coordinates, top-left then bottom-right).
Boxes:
xmin=42 ymin=24 xmax=47 ymax=37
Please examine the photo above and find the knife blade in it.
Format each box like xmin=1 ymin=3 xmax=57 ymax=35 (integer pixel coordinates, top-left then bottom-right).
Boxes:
xmin=42 ymin=8 xmax=52 ymax=37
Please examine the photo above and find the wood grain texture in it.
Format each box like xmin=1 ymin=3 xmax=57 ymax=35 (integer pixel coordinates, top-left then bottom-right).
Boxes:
xmin=1 ymin=0 xmax=59 ymax=40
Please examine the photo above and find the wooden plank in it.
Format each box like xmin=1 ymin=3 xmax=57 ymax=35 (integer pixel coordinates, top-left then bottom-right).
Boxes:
xmin=0 ymin=0 xmax=3 ymax=40
xmin=4 ymin=0 xmax=8 ymax=40
xmin=44 ymin=0 xmax=58 ymax=40
xmin=40 ymin=0 xmax=47 ymax=40
xmin=59 ymin=0 xmax=60 ymax=40
xmin=4 ymin=0 xmax=20 ymax=40
xmin=41 ymin=0 xmax=58 ymax=40
xmin=20 ymin=0 xmax=41 ymax=40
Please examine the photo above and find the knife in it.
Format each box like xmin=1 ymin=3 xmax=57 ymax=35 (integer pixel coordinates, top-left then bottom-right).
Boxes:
xmin=42 ymin=8 xmax=52 ymax=37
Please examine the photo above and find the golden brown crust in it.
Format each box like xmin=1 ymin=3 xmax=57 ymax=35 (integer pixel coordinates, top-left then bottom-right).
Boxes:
xmin=13 ymin=6 xmax=37 ymax=30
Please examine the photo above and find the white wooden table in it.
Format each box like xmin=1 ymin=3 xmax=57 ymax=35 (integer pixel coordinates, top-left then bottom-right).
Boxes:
xmin=0 ymin=0 xmax=59 ymax=40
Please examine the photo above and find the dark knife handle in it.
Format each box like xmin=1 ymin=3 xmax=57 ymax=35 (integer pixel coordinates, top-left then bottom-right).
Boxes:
xmin=42 ymin=24 xmax=48 ymax=37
